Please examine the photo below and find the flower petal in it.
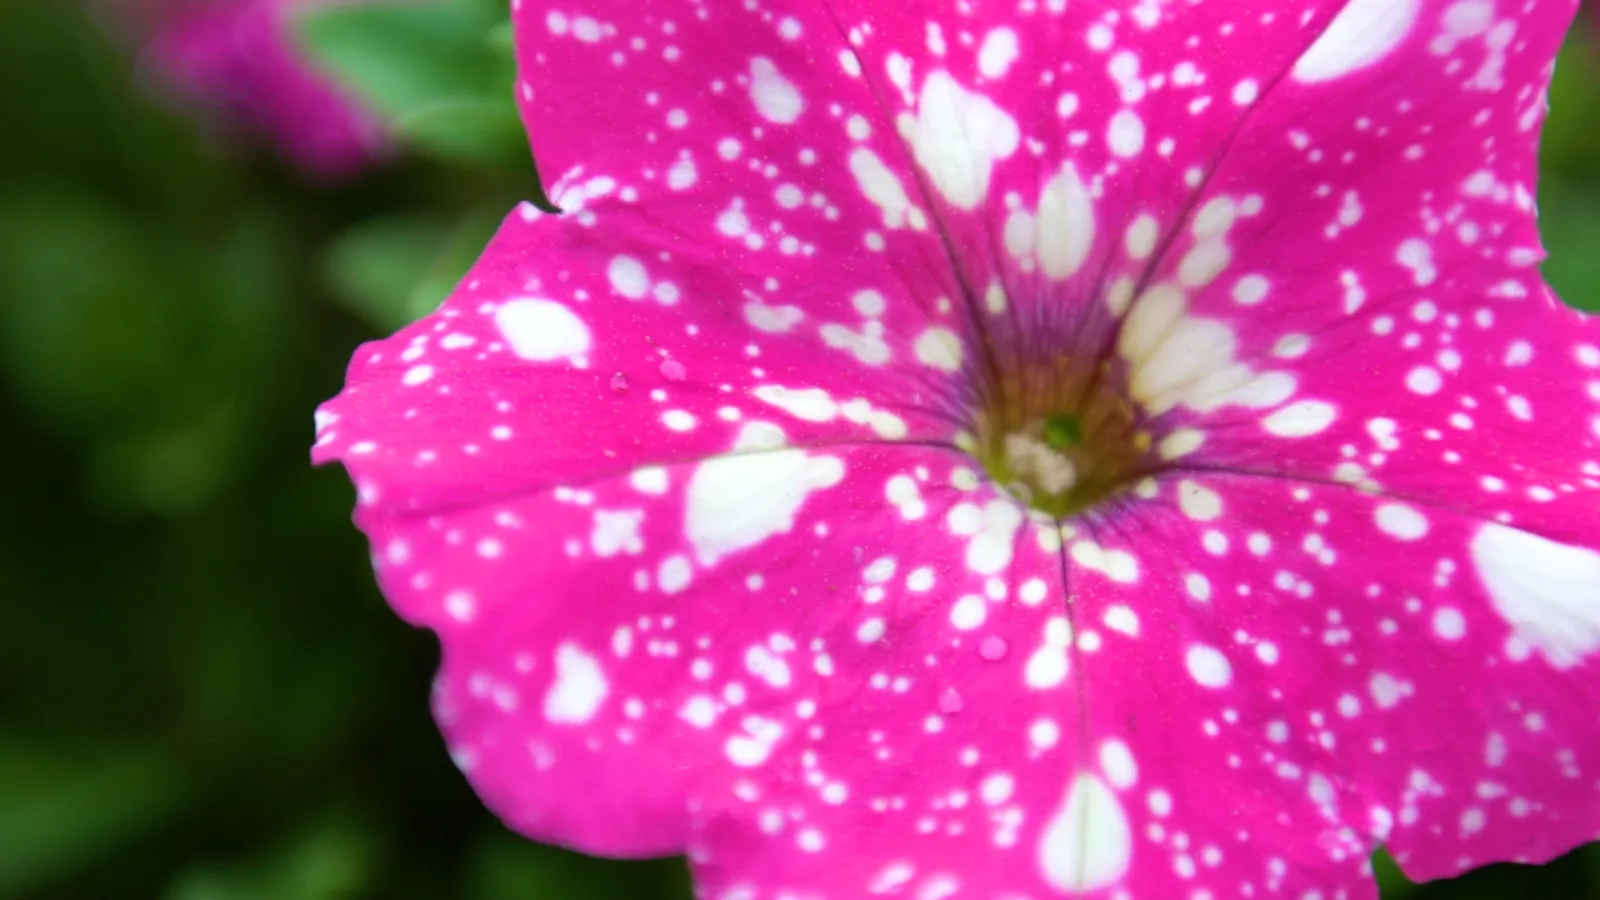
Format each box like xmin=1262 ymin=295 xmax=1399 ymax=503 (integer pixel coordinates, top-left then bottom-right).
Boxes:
xmin=823 ymin=1 xmax=1357 ymax=329
xmin=313 ymin=205 xmax=971 ymax=517
xmin=1120 ymin=0 xmax=1598 ymax=545
xmin=372 ymin=441 xmax=1122 ymax=894
xmin=1061 ymin=471 xmax=1600 ymax=895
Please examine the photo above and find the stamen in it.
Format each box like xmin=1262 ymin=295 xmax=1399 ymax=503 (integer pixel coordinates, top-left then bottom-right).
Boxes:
xmin=974 ymin=358 xmax=1148 ymax=518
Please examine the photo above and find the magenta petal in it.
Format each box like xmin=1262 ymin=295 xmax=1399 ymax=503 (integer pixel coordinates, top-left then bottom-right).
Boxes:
xmin=380 ymin=445 xmax=1091 ymax=889
xmin=318 ymin=0 xmax=1600 ymax=895
xmin=1062 ymin=473 xmax=1600 ymax=894
xmin=313 ymin=201 xmax=971 ymax=518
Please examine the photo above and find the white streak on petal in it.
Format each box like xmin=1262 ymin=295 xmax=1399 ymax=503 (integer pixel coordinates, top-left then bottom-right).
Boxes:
xmin=1471 ymin=523 xmax=1600 ymax=669
xmin=1039 ymin=774 xmax=1132 ymax=891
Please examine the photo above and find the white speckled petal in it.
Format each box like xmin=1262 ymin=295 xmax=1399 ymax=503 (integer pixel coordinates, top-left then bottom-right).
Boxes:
xmin=313 ymin=0 xmax=1600 ymax=896
xmin=1064 ymin=472 xmax=1600 ymax=891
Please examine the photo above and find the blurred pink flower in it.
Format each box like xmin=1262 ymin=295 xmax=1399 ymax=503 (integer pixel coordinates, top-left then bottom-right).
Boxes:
xmin=133 ymin=0 xmax=386 ymax=178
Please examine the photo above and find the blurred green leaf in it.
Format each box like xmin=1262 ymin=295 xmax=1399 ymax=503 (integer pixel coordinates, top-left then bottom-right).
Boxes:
xmin=1542 ymin=25 xmax=1600 ymax=179
xmin=462 ymin=827 xmax=693 ymax=900
xmin=323 ymin=208 xmax=502 ymax=334
xmin=164 ymin=808 xmax=379 ymax=900
xmin=83 ymin=399 xmax=249 ymax=516
xmin=321 ymin=215 xmax=446 ymax=333
xmin=0 ymin=187 xmax=184 ymax=435
xmin=293 ymin=0 xmax=525 ymax=167
xmin=393 ymin=96 xmax=528 ymax=166
xmin=0 ymin=738 xmax=190 ymax=898
xmin=1539 ymin=173 xmax=1600 ymax=312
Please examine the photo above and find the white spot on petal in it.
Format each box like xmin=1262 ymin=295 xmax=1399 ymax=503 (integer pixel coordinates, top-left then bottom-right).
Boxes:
xmin=1293 ymin=0 xmax=1421 ymax=83
xmin=685 ymin=438 xmax=845 ymax=565
xmin=1262 ymin=401 xmax=1337 ymax=438
xmin=749 ymin=57 xmax=804 ymax=124
xmin=544 ymin=643 xmax=608 ymax=724
xmin=496 ymin=299 xmax=591 ymax=362
xmin=1036 ymin=163 xmax=1096 ymax=281
xmin=909 ymin=72 xmax=1020 ymax=210
xmin=1471 ymin=523 xmax=1600 ymax=669
xmin=1039 ymin=774 xmax=1132 ymax=892
xmin=1185 ymin=645 xmax=1232 ymax=688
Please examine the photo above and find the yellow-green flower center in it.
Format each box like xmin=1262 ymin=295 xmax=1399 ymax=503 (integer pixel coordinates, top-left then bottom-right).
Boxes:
xmin=974 ymin=359 xmax=1149 ymax=518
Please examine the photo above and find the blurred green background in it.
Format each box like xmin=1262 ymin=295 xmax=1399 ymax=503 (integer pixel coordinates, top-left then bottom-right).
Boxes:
xmin=1 ymin=1 xmax=1598 ymax=898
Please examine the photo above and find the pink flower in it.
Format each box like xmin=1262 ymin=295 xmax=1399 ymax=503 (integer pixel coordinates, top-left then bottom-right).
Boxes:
xmin=136 ymin=0 xmax=385 ymax=178
xmin=315 ymin=1 xmax=1600 ymax=896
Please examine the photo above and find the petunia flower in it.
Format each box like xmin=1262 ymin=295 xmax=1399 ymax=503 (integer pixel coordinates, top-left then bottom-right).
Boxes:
xmin=314 ymin=1 xmax=1600 ymax=897
xmin=128 ymin=0 xmax=385 ymax=178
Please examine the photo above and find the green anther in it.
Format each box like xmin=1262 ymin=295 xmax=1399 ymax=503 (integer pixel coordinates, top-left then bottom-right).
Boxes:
xmin=1042 ymin=413 xmax=1083 ymax=450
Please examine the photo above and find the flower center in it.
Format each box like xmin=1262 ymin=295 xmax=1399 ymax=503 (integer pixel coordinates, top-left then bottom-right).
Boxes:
xmin=973 ymin=358 xmax=1149 ymax=518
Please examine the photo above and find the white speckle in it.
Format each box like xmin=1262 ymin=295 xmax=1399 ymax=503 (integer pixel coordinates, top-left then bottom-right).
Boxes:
xmin=1069 ymin=541 xmax=1138 ymax=584
xmin=980 ymin=772 xmax=1015 ymax=804
xmin=1185 ymin=645 xmax=1232 ymax=688
xmin=1025 ymin=619 xmax=1072 ymax=689
xmin=857 ymin=617 xmax=887 ymax=643
xmin=909 ymin=72 xmax=1020 ymax=209
xmin=1232 ymin=275 xmax=1270 ymax=305
xmin=590 ymin=510 xmax=643 ymax=557
xmin=667 ymin=156 xmax=697 ymax=190
xmin=544 ymin=643 xmax=608 ymax=724
xmin=744 ymin=644 xmax=792 ymax=689
xmin=1020 ymin=578 xmax=1047 ymax=605
xmin=748 ymin=57 xmax=804 ymax=124
xmin=629 ymin=466 xmax=668 ymax=494
xmin=887 ymin=475 xmax=927 ymax=521
xmin=1124 ymin=215 xmax=1158 ymax=260
xmin=950 ymin=595 xmax=987 ymax=630
xmin=1375 ymin=502 xmax=1428 ymax=541
xmin=744 ymin=299 xmax=804 ymax=333
xmin=403 ymin=365 xmax=433 ymax=386
xmin=1038 ymin=774 xmax=1132 ymax=891
xmin=849 ymin=147 xmax=917 ymax=229
xmin=496 ymin=299 xmax=591 ymax=362
xmin=1099 ymin=740 xmax=1138 ymax=790
xmin=443 ymin=591 xmax=475 ymax=622
xmin=1107 ymin=109 xmax=1145 ymax=157
xmin=1103 ymin=605 xmax=1139 ymax=637
xmin=658 ymin=555 xmax=692 ymax=594
xmin=725 ymin=717 xmax=783 ymax=767
xmin=1293 ymin=0 xmax=1421 ymax=83
xmin=1471 ymin=523 xmax=1600 ymax=669
xmin=685 ymin=439 xmax=844 ymax=565
xmin=977 ymin=28 xmax=1020 ymax=79
xmin=1433 ymin=607 xmax=1467 ymax=641
xmin=663 ymin=410 xmax=696 ymax=431
xmin=1369 ymin=671 xmax=1406 ymax=708
xmin=914 ymin=327 xmax=964 ymax=372
xmin=679 ymin=695 xmax=717 ymax=728
xmin=754 ymin=385 xmax=837 ymax=422
xmin=1035 ymin=163 xmax=1096 ymax=280
xmin=1030 ymin=719 xmax=1060 ymax=751
xmin=1406 ymin=366 xmax=1442 ymax=395
xmin=1396 ymin=239 xmax=1437 ymax=287
xmin=607 ymin=256 xmax=649 ymax=299
xmin=1178 ymin=480 xmax=1223 ymax=522
xmin=1262 ymin=401 xmax=1337 ymax=438
xmin=1159 ymin=429 xmax=1205 ymax=461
